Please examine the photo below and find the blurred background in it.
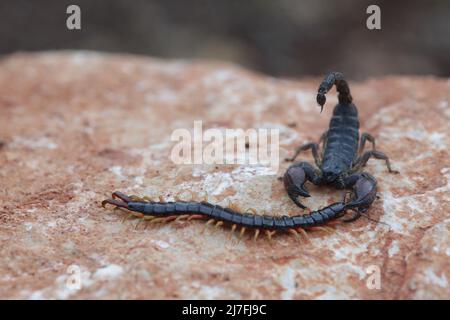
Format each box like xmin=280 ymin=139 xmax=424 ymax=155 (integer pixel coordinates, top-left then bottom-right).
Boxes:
xmin=0 ymin=0 xmax=449 ymax=79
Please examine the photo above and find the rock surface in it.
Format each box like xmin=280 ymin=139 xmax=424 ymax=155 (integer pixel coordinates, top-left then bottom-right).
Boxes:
xmin=0 ymin=52 xmax=448 ymax=299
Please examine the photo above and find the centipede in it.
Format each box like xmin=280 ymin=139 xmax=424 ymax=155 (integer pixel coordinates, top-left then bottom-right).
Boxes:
xmin=101 ymin=186 xmax=370 ymax=242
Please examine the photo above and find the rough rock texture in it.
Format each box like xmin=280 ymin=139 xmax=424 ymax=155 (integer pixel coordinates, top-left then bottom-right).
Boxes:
xmin=0 ymin=52 xmax=448 ymax=300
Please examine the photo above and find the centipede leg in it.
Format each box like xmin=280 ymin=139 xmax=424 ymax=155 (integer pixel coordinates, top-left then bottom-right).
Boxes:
xmin=297 ymin=227 xmax=310 ymax=242
xmin=327 ymin=219 xmax=343 ymax=226
xmin=229 ymin=224 xmax=237 ymax=239
xmin=308 ymin=226 xmax=334 ymax=234
xmin=187 ymin=214 xmax=204 ymax=221
xmin=135 ymin=219 xmax=143 ymax=230
xmin=253 ymin=229 xmax=260 ymax=241
xmin=200 ymin=219 xmax=215 ymax=234
xmin=266 ymin=230 xmax=276 ymax=242
xmin=129 ymin=195 xmax=144 ymax=202
xmin=143 ymin=216 xmax=155 ymax=229
xmin=288 ymin=228 xmax=301 ymax=242
xmin=162 ymin=216 xmax=177 ymax=223
xmin=112 ymin=191 xmax=132 ymax=203
xmin=175 ymin=214 xmax=190 ymax=221
xmin=245 ymin=208 xmax=258 ymax=215
xmin=236 ymin=227 xmax=246 ymax=244
xmin=149 ymin=217 xmax=166 ymax=224
xmin=227 ymin=200 xmax=241 ymax=212
xmin=341 ymin=209 xmax=362 ymax=223
xmin=121 ymin=213 xmax=133 ymax=224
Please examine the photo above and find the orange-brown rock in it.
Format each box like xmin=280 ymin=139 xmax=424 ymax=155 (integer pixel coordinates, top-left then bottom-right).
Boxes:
xmin=0 ymin=52 xmax=448 ymax=299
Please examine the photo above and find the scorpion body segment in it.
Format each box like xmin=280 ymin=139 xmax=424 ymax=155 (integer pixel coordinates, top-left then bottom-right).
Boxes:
xmin=321 ymin=102 xmax=359 ymax=185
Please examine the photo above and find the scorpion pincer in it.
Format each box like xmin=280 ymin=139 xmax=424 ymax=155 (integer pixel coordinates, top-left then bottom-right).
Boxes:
xmin=284 ymin=72 xmax=398 ymax=221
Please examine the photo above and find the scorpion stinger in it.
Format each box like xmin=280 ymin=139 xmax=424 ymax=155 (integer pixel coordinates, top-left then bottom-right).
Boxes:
xmin=285 ymin=72 xmax=398 ymax=215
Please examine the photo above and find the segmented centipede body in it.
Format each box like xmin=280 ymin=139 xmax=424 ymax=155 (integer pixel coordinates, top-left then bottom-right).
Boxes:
xmin=101 ymin=190 xmax=371 ymax=240
xmin=103 ymin=192 xmax=347 ymax=230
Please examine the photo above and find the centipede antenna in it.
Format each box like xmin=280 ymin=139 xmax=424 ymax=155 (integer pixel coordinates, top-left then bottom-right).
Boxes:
xmin=227 ymin=200 xmax=241 ymax=212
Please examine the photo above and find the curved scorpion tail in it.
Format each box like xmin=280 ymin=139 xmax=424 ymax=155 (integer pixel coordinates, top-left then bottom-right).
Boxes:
xmin=102 ymin=192 xmax=349 ymax=232
xmin=316 ymin=72 xmax=353 ymax=112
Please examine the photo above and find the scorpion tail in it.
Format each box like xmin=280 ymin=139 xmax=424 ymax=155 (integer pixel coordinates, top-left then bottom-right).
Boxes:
xmin=317 ymin=72 xmax=353 ymax=111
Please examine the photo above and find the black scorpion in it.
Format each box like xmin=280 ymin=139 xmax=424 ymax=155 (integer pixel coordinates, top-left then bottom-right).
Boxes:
xmin=284 ymin=72 xmax=398 ymax=221
xmin=102 ymin=72 xmax=397 ymax=240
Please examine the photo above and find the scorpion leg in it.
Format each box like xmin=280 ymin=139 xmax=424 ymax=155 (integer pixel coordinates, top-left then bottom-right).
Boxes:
xmin=283 ymin=162 xmax=322 ymax=209
xmin=285 ymin=142 xmax=321 ymax=167
xmin=341 ymin=172 xmax=378 ymax=222
xmin=354 ymin=150 xmax=399 ymax=174
xmin=319 ymin=130 xmax=328 ymax=148
xmin=358 ymin=132 xmax=376 ymax=155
